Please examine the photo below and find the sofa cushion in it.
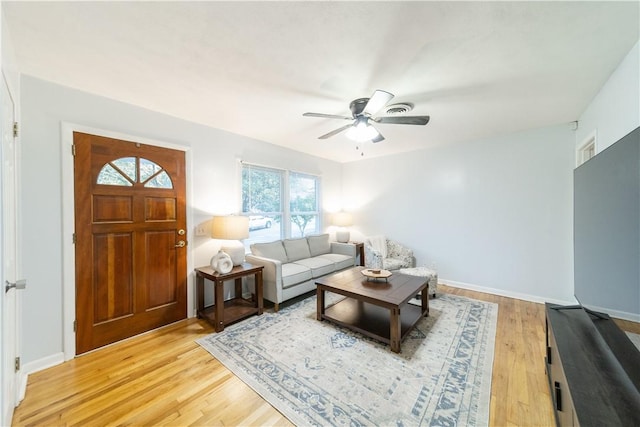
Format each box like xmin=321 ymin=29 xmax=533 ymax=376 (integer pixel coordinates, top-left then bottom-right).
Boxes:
xmin=283 ymin=238 xmax=311 ymax=262
xmin=293 ymin=256 xmax=335 ymax=278
xmin=318 ymin=253 xmax=354 ymax=271
xmin=281 ymin=263 xmax=313 ymax=289
xmin=250 ymin=241 xmax=287 ymax=263
xmin=307 ymin=233 xmax=331 ymax=256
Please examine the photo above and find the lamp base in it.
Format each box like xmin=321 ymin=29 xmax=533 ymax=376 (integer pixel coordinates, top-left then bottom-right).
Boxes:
xmin=221 ymin=242 xmax=246 ymax=266
xmin=336 ymin=230 xmax=350 ymax=243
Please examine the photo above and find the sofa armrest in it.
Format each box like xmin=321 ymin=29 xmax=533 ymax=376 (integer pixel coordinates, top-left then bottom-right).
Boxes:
xmin=330 ymin=242 xmax=356 ymax=258
xmin=245 ymin=254 xmax=283 ymax=304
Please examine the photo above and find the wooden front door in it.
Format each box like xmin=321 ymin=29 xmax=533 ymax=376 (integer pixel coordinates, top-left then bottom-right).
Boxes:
xmin=74 ymin=132 xmax=187 ymax=354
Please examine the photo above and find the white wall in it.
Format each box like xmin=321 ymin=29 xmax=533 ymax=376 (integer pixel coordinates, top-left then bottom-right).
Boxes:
xmin=343 ymin=124 xmax=576 ymax=303
xmin=19 ymin=75 xmax=342 ymax=366
xmin=576 ymin=40 xmax=640 ymax=152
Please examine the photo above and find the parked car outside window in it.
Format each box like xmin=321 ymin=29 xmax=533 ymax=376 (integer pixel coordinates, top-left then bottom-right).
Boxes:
xmin=249 ymin=215 xmax=272 ymax=230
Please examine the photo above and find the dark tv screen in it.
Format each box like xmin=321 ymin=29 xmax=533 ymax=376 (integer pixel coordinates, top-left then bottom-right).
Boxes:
xmin=573 ymin=126 xmax=640 ymax=321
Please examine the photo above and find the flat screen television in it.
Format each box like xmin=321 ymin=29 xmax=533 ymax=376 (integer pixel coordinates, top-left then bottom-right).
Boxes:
xmin=573 ymin=126 xmax=640 ymax=322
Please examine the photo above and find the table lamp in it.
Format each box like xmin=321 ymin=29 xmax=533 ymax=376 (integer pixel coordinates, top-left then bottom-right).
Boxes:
xmin=211 ymin=215 xmax=250 ymax=266
xmin=333 ymin=211 xmax=353 ymax=243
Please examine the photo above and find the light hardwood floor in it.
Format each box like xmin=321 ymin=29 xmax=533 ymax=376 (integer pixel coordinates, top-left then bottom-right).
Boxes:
xmin=12 ymin=286 xmax=638 ymax=426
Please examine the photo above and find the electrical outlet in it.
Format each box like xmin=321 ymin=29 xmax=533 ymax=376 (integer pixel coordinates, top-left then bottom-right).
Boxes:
xmin=195 ymin=224 xmax=207 ymax=236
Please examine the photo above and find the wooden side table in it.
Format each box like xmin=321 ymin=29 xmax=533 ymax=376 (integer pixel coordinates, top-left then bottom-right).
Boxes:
xmin=195 ymin=263 xmax=263 ymax=332
xmin=352 ymin=242 xmax=365 ymax=266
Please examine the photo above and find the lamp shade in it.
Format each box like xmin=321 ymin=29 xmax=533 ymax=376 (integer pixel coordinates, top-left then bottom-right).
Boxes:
xmin=211 ymin=215 xmax=249 ymax=240
xmin=333 ymin=212 xmax=353 ymax=227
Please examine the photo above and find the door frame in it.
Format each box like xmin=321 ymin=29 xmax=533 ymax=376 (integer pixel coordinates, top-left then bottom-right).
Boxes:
xmin=60 ymin=122 xmax=194 ymax=360
xmin=1 ymin=70 xmax=21 ymax=427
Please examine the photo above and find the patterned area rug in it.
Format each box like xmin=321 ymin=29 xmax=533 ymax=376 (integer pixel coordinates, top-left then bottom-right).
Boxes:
xmin=197 ymin=293 xmax=498 ymax=426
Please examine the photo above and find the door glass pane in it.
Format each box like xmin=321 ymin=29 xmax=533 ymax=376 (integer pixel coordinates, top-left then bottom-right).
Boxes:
xmin=139 ymin=158 xmax=163 ymax=183
xmin=144 ymin=171 xmax=173 ymax=189
xmin=112 ymin=157 xmax=137 ymax=182
xmin=97 ymin=157 xmax=173 ymax=189
xmin=97 ymin=163 xmax=133 ymax=186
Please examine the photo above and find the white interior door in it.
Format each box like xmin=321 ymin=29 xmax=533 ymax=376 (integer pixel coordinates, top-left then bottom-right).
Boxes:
xmin=1 ymin=71 xmax=19 ymax=426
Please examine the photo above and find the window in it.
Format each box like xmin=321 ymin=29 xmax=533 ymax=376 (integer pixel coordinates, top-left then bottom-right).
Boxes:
xmin=577 ymin=132 xmax=597 ymax=167
xmin=241 ymin=163 xmax=321 ymax=249
xmin=242 ymin=165 xmax=284 ymax=246
xmin=289 ymin=172 xmax=320 ymax=238
xmin=97 ymin=157 xmax=173 ymax=188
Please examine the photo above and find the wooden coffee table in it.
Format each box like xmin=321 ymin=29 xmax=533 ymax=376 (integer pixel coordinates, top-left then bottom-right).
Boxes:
xmin=316 ymin=266 xmax=429 ymax=353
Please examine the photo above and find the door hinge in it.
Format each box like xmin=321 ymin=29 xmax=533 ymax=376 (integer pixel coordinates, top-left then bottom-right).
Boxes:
xmin=14 ymin=357 xmax=20 ymax=372
xmin=13 ymin=122 xmax=18 ymax=138
xmin=72 ymin=144 xmax=76 ymax=156
xmin=72 ymin=233 xmax=77 ymax=244
xmin=73 ymin=320 xmax=77 ymax=332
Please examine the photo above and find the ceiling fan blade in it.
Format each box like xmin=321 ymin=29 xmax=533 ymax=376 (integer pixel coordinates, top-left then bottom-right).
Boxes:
xmin=303 ymin=112 xmax=353 ymax=120
xmin=363 ymin=90 xmax=394 ymax=115
xmin=318 ymin=123 xmax=354 ymax=139
xmin=374 ymin=115 xmax=430 ymax=125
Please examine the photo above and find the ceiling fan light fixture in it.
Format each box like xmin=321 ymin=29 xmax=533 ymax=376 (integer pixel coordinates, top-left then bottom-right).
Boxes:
xmin=345 ymin=119 xmax=379 ymax=142
xmin=304 ymin=89 xmax=428 ymax=144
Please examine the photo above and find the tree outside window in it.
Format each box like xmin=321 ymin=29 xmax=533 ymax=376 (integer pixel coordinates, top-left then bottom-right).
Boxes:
xmin=290 ymin=172 xmax=319 ymax=238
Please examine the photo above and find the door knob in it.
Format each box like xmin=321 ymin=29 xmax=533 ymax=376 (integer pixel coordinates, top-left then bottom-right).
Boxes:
xmin=175 ymin=240 xmax=186 ymax=248
xmin=5 ymin=279 xmax=26 ymax=293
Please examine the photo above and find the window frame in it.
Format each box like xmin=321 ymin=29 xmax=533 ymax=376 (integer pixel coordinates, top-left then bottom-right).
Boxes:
xmin=577 ymin=130 xmax=597 ymax=167
xmin=240 ymin=162 xmax=322 ymax=243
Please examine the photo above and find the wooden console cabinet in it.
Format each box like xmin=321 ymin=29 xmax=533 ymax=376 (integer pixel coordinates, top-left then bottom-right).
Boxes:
xmin=545 ymin=303 xmax=640 ymax=426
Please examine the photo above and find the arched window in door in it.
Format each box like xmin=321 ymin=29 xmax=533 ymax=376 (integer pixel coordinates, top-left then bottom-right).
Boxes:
xmin=97 ymin=157 xmax=173 ymax=189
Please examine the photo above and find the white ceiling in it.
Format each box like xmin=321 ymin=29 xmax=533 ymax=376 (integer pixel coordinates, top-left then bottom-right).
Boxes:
xmin=3 ymin=1 xmax=639 ymax=162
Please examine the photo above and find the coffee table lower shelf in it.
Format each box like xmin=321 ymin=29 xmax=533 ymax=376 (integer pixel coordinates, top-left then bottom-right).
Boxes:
xmin=321 ymin=297 xmax=423 ymax=348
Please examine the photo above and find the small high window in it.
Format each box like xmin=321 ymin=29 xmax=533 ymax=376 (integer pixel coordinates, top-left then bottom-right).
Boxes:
xmin=577 ymin=132 xmax=597 ymax=167
xmin=97 ymin=157 xmax=173 ymax=189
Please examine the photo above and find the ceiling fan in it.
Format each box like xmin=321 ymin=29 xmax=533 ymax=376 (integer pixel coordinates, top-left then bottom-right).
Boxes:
xmin=303 ymin=90 xmax=430 ymax=143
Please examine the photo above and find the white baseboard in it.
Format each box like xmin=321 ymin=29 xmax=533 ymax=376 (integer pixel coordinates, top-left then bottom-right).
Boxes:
xmin=18 ymin=352 xmax=65 ymax=402
xmin=439 ymin=278 xmax=574 ymax=306
xmin=574 ymin=302 xmax=640 ymax=323
xmin=440 ymin=278 xmax=640 ymax=323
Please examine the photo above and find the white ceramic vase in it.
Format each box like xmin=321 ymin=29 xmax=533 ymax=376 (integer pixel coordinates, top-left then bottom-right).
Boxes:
xmin=210 ymin=250 xmax=233 ymax=274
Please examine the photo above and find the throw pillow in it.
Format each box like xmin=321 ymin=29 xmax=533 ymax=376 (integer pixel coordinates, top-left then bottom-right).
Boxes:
xmin=250 ymin=241 xmax=287 ymax=263
xmin=307 ymin=233 xmax=331 ymax=256
xmin=283 ymin=238 xmax=311 ymax=262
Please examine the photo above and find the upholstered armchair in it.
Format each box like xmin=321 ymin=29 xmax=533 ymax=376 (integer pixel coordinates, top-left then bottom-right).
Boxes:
xmin=364 ymin=235 xmax=414 ymax=271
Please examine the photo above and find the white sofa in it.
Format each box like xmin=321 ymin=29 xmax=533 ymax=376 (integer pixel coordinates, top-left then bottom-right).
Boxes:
xmin=246 ymin=234 xmax=356 ymax=311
